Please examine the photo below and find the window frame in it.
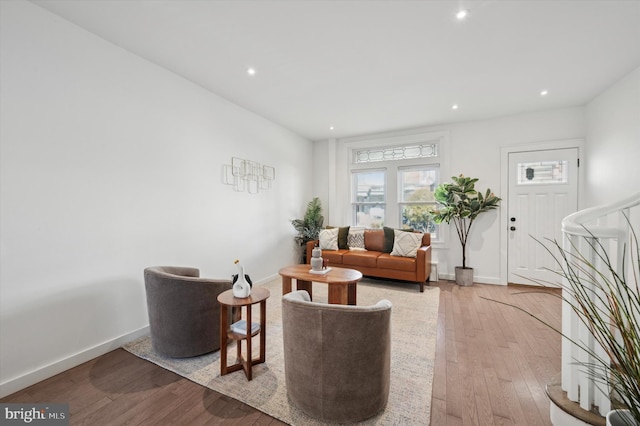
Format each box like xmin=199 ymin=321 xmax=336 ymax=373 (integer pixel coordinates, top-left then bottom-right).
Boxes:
xmin=351 ymin=168 xmax=387 ymax=228
xmin=342 ymin=130 xmax=449 ymax=246
xmin=397 ymin=164 xmax=440 ymax=236
xmin=349 ymin=154 xmax=442 ymax=241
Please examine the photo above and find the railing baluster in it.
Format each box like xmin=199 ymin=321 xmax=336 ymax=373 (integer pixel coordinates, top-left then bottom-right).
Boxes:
xmin=562 ymin=232 xmax=578 ymax=401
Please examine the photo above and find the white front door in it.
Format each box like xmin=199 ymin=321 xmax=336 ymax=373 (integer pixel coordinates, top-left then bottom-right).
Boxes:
xmin=507 ymin=148 xmax=579 ymax=286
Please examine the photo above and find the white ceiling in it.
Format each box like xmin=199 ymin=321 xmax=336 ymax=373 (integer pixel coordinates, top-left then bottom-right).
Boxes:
xmin=31 ymin=0 xmax=640 ymax=141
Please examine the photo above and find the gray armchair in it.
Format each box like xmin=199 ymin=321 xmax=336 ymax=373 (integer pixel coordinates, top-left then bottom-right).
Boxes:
xmin=282 ymin=290 xmax=392 ymax=423
xmin=144 ymin=266 xmax=232 ymax=358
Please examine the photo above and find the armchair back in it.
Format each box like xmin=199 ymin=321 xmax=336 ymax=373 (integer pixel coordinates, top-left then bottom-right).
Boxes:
xmin=144 ymin=266 xmax=232 ymax=358
xmin=282 ymin=290 xmax=391 ymax=422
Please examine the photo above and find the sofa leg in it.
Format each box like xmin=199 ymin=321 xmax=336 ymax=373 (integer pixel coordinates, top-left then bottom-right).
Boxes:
xmin=420 ymin=274 xmax=431 ymax=292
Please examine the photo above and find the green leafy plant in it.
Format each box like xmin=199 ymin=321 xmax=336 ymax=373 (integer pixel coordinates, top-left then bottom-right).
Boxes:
xmin=488 ymin=218 xmax=640 ymax=424
xmin=291 ymin=197 xmax=324 ymax=261
xmin=430 ymin=175 xmax=501 ymax=268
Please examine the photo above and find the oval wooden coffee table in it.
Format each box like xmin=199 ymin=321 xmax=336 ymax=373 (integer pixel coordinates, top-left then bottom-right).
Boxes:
xmin=278 ymin=264 xmax=362 ymax=305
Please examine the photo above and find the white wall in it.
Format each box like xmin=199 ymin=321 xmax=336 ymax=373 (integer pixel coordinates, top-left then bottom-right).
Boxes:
xmin=584 ymin=66 xmax=640 ymax=238
xmin=316 ymin=107 xmax=586 ymax=284
xmin=585 ymin=66 xmax=640 ymax=207
xmin=312 ymin=139 xmax=330 ymax=221
xmin=316 ymin=64 xmax=640 ymax=283
xmin=446 ymin=108 xmax=585 ymax=282
xmin=0 ymin=0 xmax=312 ymax=397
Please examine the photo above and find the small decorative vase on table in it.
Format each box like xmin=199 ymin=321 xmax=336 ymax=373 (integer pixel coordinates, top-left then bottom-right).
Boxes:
xmin=310 ymin=245 xmax=323 ymax=271
xmin=232 ymin=259 xmax=252 ymax=298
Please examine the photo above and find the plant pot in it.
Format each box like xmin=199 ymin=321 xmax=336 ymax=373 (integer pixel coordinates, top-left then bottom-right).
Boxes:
xmin=455 ymin=267 xmax=474 ymax=286
xmin=606 ymin=410 xmax=638 ymax=426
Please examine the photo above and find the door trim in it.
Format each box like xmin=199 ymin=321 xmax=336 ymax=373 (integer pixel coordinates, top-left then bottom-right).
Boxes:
xmin=499 ymin=139 xmax=584 ymax=285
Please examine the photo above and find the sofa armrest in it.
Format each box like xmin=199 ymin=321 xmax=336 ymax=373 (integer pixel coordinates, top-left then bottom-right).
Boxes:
xmin=415 ymin=244 xmax=432 ymax=282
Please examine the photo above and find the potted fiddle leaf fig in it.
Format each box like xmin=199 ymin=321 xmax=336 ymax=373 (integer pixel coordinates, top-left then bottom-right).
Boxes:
xmin=291 ymin=197 xmax=324 ymax=263
xmin=430 ymin=175 xmax=501 ymax=285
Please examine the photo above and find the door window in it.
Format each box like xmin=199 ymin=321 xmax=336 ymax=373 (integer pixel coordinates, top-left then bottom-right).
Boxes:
xmin=517 ymin=160 xmax=569 ymax=185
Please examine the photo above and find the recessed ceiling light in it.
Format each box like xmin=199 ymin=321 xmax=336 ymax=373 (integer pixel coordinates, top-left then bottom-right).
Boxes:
xmin=456 ymin=9 xmax=469 ymax=20
xmin=329 ymin=126 xmax=335 ymax=130
xmin=540 ymin=90 xmax=549 ymax=96
xmin=247 ymin=67 xmax=256 ymax=76
xmin=452 ymin=104 xmax=459 ymax=110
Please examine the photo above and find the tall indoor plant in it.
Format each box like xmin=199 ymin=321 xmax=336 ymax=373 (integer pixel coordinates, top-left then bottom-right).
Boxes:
xmin=430 ymin=175 xmax=501 ymax=285
xmin=291 ymin=197 xmax=324 ymax=263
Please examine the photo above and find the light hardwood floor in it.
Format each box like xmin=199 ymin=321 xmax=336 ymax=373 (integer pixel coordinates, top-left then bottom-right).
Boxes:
xmin=1 ymin=280 xmax=561 ymax=425
xmin=430 ymin=281 xmax=561 ymax=426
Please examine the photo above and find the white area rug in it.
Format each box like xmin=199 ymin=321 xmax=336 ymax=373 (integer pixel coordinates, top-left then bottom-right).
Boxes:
xmin=124 ymin=278 xmax=439 ymax=425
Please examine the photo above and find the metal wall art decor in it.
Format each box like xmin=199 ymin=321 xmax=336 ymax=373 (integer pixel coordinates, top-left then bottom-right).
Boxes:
xmin=224 ymin=157 xmax=275 ymax=194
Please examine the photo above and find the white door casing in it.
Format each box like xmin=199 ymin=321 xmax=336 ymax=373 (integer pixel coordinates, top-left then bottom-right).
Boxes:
xmin=507 ymin=148 xmax=579 ymax=286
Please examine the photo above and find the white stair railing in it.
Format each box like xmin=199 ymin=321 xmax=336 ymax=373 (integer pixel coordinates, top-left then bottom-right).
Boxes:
xmin=560 ymin=192 xmax=640 ymax=416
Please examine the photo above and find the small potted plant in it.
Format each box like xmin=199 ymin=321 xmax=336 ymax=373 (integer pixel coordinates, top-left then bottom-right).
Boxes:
xmin=291 ymin=197 xmax=324 ymax=263
xmin=430 ymin=175 xmax=501 ymax=285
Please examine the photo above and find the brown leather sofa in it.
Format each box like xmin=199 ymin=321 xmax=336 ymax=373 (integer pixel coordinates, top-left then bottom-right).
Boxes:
xmin=306 ymin=228 xmax=432 ymax=292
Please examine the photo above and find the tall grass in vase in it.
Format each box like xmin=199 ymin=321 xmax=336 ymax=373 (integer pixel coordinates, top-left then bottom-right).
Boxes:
xmin=557 ymin=223 xmax=640 ymax=425
xmin=495 ymin=218 xmax=640 ymax=424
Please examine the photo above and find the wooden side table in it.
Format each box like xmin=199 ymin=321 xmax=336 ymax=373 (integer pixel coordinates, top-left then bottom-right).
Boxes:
xmin=217 ymin=287 xmax=270 ymax=381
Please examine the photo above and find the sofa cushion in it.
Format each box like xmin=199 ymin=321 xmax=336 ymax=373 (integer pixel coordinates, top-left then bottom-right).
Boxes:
xmin=390 ymin=229 xmax=424 ymax=258
xmin=364 ymin=229 xmax=384 ymax=252
xmin=322 ymin=249 xmax=348 ymax=265
xmin=377 ymin=253 xmax=417 ymax=272
xmin=348 ymin=227 xmax=366 ymax=250
xmin=343 ymin=250 xmax=381 ymax=268
xmin=319 ymin=228 xmax=339 ymax=250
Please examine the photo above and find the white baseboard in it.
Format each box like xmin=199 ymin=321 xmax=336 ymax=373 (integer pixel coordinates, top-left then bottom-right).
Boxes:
xmin=438 ymin=272 xmax=505 ymax=285
xmin=0 ymin=326 xmax=149 ymax=399
xmin=255 ymin=274 xmax=279 ymax=286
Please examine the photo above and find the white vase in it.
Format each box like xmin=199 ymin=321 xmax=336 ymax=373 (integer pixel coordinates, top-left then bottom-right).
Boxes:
xmin=232 ymin=264 xmax=251 ymax=298
xmin=311 ymin=246 xmax=323 ymax=271
xmin=606 ymin=410 xmax=638 ymax=426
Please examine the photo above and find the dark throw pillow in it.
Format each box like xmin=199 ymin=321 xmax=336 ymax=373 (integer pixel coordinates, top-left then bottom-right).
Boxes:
xmin=383 ymin=226 xmax=395 ymax=253
xmin=338 ymin=226 xmax=350 ymax=250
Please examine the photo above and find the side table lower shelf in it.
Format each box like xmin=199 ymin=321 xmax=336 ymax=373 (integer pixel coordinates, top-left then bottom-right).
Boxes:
xmin=223 ymin=327 xmax=263 ymax=378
